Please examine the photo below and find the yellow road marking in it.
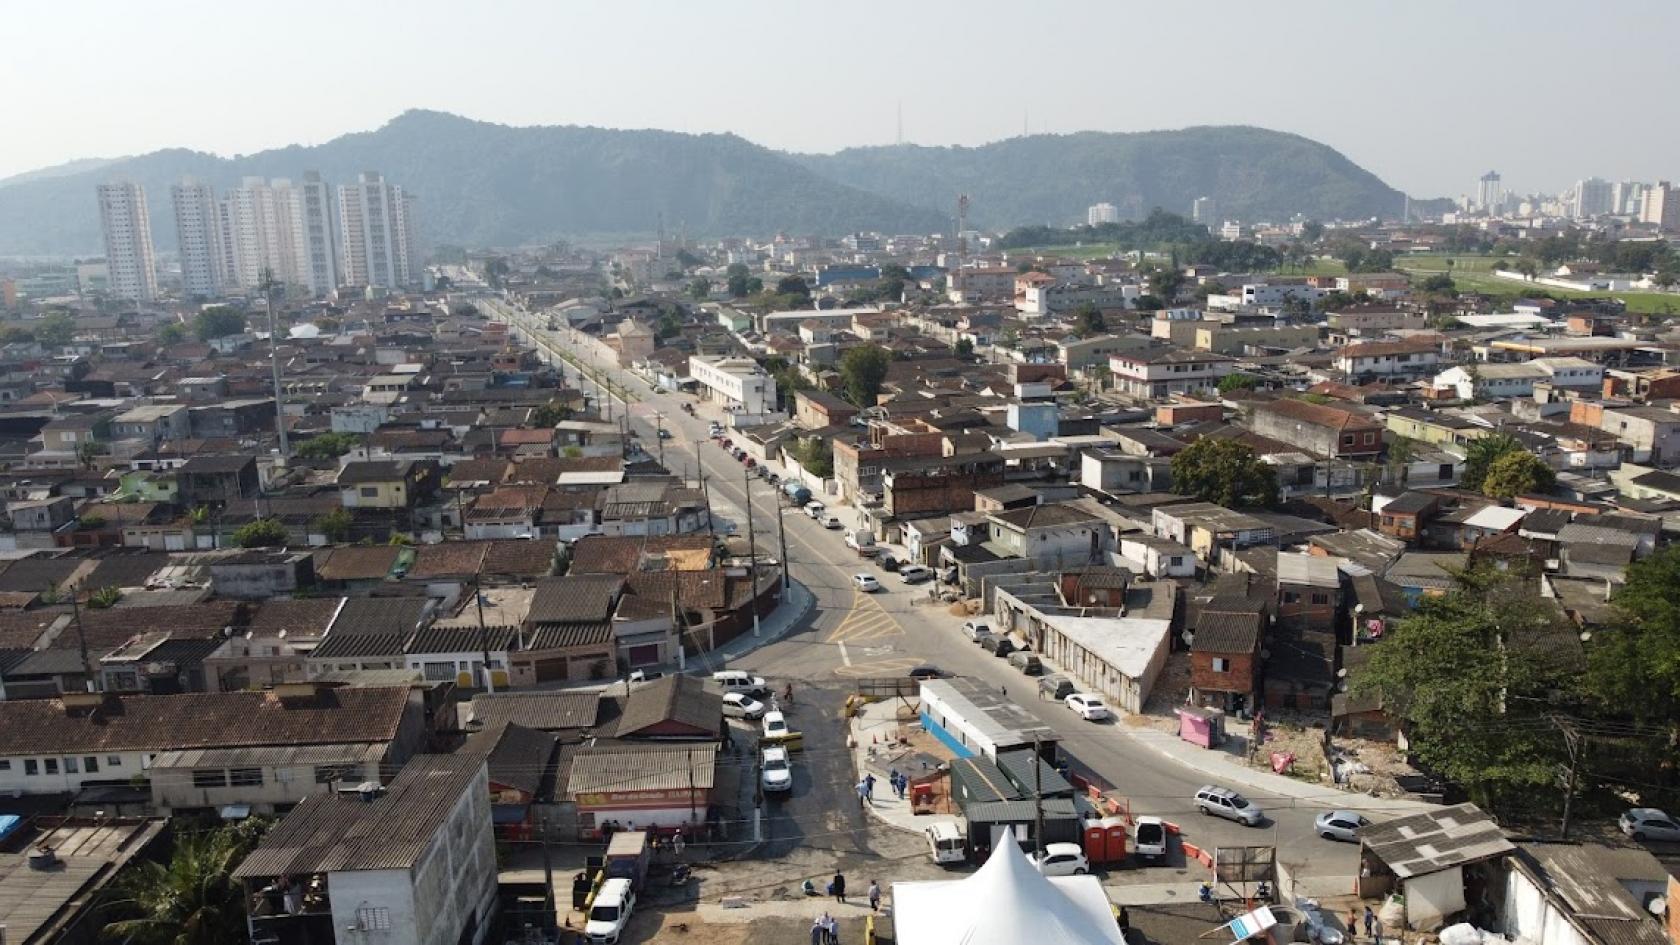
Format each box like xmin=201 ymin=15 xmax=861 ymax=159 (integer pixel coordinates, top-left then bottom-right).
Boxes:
xmin=833 ymin=657 xmax=921 ymax=678
xmin=826 ymin=590 xmax=904 ymax=644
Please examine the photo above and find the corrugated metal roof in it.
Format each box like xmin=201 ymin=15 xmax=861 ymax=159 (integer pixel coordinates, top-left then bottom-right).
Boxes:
xmin=1360 ymin=802 xmax=1513 ymax=879
xmin=469 ymin=691 xmax=600 ymax=732
xmin=567 ymin=744 xmax=717 ymax=794
xmin=234 ymin=755 xmax=486 ymax=878
xmin=150 ymin=742 xmax=386 ymax=770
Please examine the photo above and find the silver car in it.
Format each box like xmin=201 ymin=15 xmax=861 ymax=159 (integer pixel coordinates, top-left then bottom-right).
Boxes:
xmin=1620 ymin=807 xmax=1680 ymax=842
xmin=1194 ymin=785 xmax=1264 ymax=826
xmin=1314 ymin=810 xmax=1370 ymax=842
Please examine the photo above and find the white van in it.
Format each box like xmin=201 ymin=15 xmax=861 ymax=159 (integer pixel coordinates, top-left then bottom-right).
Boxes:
xmin=925 ymin=821 xmax=967 ymax=864
xmin=710 ymin=670 xmax=768 ymax=695
xmin=586 ymin=877 xmax=636 ymax=944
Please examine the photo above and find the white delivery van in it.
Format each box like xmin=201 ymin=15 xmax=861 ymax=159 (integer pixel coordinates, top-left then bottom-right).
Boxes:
xmin=586 ymin=877 xmax=636 ymax=944
xmin=925 ymin=821 xmax=967 ymax=864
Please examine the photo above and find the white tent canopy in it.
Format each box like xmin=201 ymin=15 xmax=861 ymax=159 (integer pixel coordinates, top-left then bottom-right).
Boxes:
xmin=890 ymin=833 xmax=1124 ymax=945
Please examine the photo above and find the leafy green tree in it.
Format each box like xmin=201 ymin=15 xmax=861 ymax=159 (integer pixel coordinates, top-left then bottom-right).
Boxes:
xmin=1131 ymin=295 xmax=1165 ymax=311
xmin=1354 ymin=571 xmax=1575 ymax=810
xmin=745 ymin=277 xmax=763 ymax=295
xmin=775 ymin=275 xmax=811 ymax=302
xmin=1217 ymin=373 xmax=1261 ymax=394
xmin=656 ymin=311 xmax=682 ymax=339
xmin=294 ymin=432 xmax=358 ymax=461
xmin=1071 ymin=302 xmax=1105 ymax=337
xmin=793 ymin=438 xmax=834 ymax=477
xmin=35 ymin=312 xmax=76 ymax=347
xmin=314 ymin=508 xmax=353 ymax=543
xmin=1588 ymin=545 xmax=1680 ymax=720
xmin=232 ymin=518 xmax=288 ymax=548
xmin=1300 ymin=220 xmax=1325 ymax=243
xmin=688 ymin=277 xmax=713 ymax=301
xmin=530 ymin=401 xmax=572 ymax=427
xmin=1460 ymin=432 xmax=1522 ymax=492
xmin=1169 ymin=438 xmax=1278 ymax=508
xmin=726 ymin=263 xmax=751 ymax=298
xmin=87 ymin=586 xmax=123 ymax=609
xmin=839 ymin=344 xmax=890 ymax=407
xmin=102 ymin=824 xmax=267 ymax=945
xmin=193 ymin=306 xmax=247 ymax=342
xmin=953 ymin=338 xmax=974 ymax=358
xmin=1144 ymin=265 xmax=1186 ymax=303
xmin=676 ymin=249 xmax=703 ymax=270
xmin=0 ymin=324 xmax=34 ymax=345
xmin=1481 ymin=450 xmax=1556 ymax=500
xmin=157 ymin=321 xmax=188 ymax=345
xmin=1419 ymin=273 xmax=1457 ymax=294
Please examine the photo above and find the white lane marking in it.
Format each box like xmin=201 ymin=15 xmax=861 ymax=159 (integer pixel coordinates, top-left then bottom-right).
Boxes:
xmin=838 ymin=642 xmax=851 ymax=666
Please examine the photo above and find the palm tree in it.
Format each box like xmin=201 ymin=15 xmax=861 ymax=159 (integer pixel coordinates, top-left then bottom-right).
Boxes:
xmin=102 ymin=828 xmax=254 ymax=945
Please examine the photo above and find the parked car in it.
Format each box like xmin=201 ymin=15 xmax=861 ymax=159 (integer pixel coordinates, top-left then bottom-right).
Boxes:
xmin=1038 ymin=675 xmax=1075 ymax=700
xmin=760 ymin=744 xmax=793 ymax=794
xmin=981 ymin=635 xmax=1015 ymax=658
xmin=1314 ymin=810 xmax=1370 ymax=843
xmin=820 ymin=515 xmax=842 ymax=529
xmin=877 ymin=554 xmax=901 ymax=572
xmin=1065 ymin=693 xmax=1109 ymax=720
xmin=656 ymin=428 xmax=672 ymax=439
xmin=907 ymin=665 xmax=948 ymax=680
xmin=899 ymin=564 xmax=934 ymax=584
xmin=585 ymin=877 xmax=637 ymax=944
xmin=1620 ymin=808 xmax=1680 ymax=842
xmin=1194 ymin=785 xmax=1264 ymax=826
xmin=626 ymin=669 xmax=664 ymax=684
xmin=762 ymin=710 xmax=789 ymax=740
xmin=925 ymin=821 xmax=967 ymax=865
xmin=1031 ymin=842 xmax=1090 ymax=876
xmin=1007 ymin=651 xmax=1043 ymax=675
xmin=853 ymin=573 xmax=881 ymax=593
xmin=961 ymin=620 xmax=992 ymax=641
xmin=1133 ymin=816 xmax=1167 ymax=862
xmin=712 ymin=670 xmax=769 ymax=696
xmin=721 ymin=692 xmax=765 ymax=720
xmin=720 ymin=438 xmax=733 ymax=449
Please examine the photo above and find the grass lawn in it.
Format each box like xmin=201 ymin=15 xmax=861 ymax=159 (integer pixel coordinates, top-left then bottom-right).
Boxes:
xmin=1394 ymin=256 xmax=1680 ymax=315
xmin=1004 ymin=243 xmax=1125 ymax=260
xmin=1394 ymin=254 xmax=1502 ymax=273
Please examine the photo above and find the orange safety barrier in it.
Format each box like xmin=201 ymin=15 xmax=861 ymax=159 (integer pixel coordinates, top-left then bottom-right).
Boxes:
xmin=1164 ymin=821 xmax=1181 ymax=835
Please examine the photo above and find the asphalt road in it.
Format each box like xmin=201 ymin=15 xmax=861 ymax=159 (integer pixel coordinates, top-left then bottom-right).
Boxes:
xmin=482 ymin=296 xmax=1381 ymax=878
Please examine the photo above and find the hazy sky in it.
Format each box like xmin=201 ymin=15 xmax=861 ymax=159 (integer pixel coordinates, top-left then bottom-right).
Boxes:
xmin=7 ymin=0 xmax=1678 ymax=198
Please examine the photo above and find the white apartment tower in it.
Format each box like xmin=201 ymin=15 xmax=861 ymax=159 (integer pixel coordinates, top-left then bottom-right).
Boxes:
xmin=1570 ymin=178 xmax=1614 ymax=219
xmin=221 ymin=177 xmax=308 ymax=291
xmin=1191 ymin=196 xmax=1216 ymax=225
xmin=337 ymin=172 xmax=417 ymax=290
xmin=296 ymin=172 xmax=338 ymax=296
xmin=1087 ymin=202 xmax=1119 ymax=225
xmin=170 ymin=178 xmax=227 ymax=297
xmin=97 ymin=181 xmax=159 ymax=301
xmin=1641 ymin=182 xmax=1680 ymax=233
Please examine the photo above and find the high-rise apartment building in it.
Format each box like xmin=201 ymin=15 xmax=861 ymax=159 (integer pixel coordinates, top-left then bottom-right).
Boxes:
xmin=1570 ymin=178 xmax=1614 ymax=219
xmin=1613 ymin=180 xmax=1647 ymax=216
xmin=1191 ymin=196 xmax=1216 ymax=225
xmin=96 ymin=181 xmax=159 ymax=301
xmin=296 ymin=172 xmax=338 ymax=296
xmin=1641 ymin=182 xmax=1680 ymax=232
xmin=221 ymin=177 xmax=307 ymax=291
xmin=170 ymin=178 xmax=227 ymax=297
xmin=337 ymin=172 xmax=418 ymax=290
xmin=1087 ymin=202 xmax=1119 ymax=225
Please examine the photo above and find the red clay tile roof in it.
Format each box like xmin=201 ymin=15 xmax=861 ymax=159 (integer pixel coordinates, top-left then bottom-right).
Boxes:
xmin=1255 ymin=397 xmax=1382 ymax=432
xmin=314 ymin=546 xmax=402 ymax=581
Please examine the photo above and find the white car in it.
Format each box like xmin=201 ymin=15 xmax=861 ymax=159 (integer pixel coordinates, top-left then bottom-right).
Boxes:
xmin=711 ymin=670 xmax=768 ymax=695
xmin=1133 ymin=816 xmax=1167 ymax=861
xmin=762 ymin=710 xmax=789 ymax=740
xmin=1194 ymin=785 xmax=1264 ymax=826
xmin=853 ymin=573 xmax=881 ymax=592
xmin=899 ymin=564 xmax=934 ymax=584
xmin=1065 ymin=693 xmax=1110 ymax=721
xmin=722 ymin=692 xmax=766 ymax=720
xmin=761 ymin=744 xmax=793 ymax=793
xmin=1620 ymin=807 xmax=1680 ymax=842
xmin=585 ymin=877 xmax=636 ymax=944
xmin=961 ymin=620 xmax=992 ymax=641
xmin=820 ymin=515 xmax=843 ymax=529
xmin=1031 ymin=842 xmax=1090 ymax=876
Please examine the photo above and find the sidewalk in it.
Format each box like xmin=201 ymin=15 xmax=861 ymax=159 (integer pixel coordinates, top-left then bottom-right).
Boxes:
xmin=1119 ymin=724 xmax=1433 ymax=812
xmin=847 ymin=698 xmax=957 ymax=837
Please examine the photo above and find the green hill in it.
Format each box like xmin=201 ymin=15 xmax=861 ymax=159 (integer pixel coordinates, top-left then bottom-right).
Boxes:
xmin=795 ymin=126 xmax=1411 ymax=227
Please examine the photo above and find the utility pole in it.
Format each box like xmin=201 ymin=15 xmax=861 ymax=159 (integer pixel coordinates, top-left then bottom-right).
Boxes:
xmin=65 ymin=584 xmax=97 ymax=692
xmin=1555 ymin=717 xmax=1583 ymax=839
xmin=654 ymin=412 xmax=666 ymax=468
xmin=539 ymin=814 xmax=556 ymax=925
xmin=774 ymin=492 xmax=791 ymax=600
xmin=473 ymin=578 xmax=496 ymax=694
xmin=1033 ymin=733 xmax=1045 ymax=857
xmin=260 ymin=269 xmax=290 ymax=459
xmin=744 ymin=468 xmax=760 ymax=637
xmin=697 ymin=440 xmax=714 ymax=538
xmin=687 ymin=744 xmax=697 ymax=838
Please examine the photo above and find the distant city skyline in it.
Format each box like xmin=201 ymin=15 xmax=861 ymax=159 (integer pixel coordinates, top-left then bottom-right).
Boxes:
xmin=8 ymin=0 xmax=1680 ymax=200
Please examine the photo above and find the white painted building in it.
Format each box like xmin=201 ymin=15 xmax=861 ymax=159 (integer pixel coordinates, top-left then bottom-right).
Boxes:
xmin=338 ymin=171 xmax=419 ymax=290
xmin=97 ymin=180 xmax=159 ymax=301
xmin=689 ymin=355 xmax=778 ymax=415
xmin=1087 ymin=202 xmax=1120 ymax=225
xmin=1019 ymin=282 xmax=1137 ymax=317
xmin=236 ymin=755 xmax=498 ymax=945
xmin=296 ymin=171 xmax=340 ymax=296
xmin=1434 ymin=362 xmax=1548 ymax=400
xmin=1108 ymin=348 xmax=1234 ymax=400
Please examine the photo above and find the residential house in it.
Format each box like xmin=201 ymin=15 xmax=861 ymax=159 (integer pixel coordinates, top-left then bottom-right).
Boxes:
xmin=1249 ymin=399 xmax=1384 ymax=459
xmin=1276 ymin=552 xmax=1341 ymax=634
xmin=1107 ymin=348 xmax=1235 ymax=400
xmin=1080 ymin=449 xmax=1174 ymax=495
xmin=337 ymin=459 xmax=440 ymax=510
xmin=236 ymin=755 xmax=497 ymax=945
xmin=1332 ymin=338 xmax=1441 ymax=379
xmin=1434 ymin=362 xmax=1547 ymax=400
xmin=883 ymin=452 xmax=1006 ymax=519
xmin=307 ymin=597 xmax=435 ymax=677
xmin=984 ymin=504 xmax=1104 ymax=570
xmin=177 ymin=454 xmax=260 ymax=504
xmin=1189 ymin=608 xmax=1263 ymax=713
xmin=205 ymin=598 xmax=345 ymax=690
xmin=1374 ymin=492 xmax=1440 ymax=544
xmin=1151 ymin=502 xmax=1275 ymax=566
xmin=514 ymin=575 xmax=623 ymax=684
xmin=793 ymin=389 xmax=858 ymax=430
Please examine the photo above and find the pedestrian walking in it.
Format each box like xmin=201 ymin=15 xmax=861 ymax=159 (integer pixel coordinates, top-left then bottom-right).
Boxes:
xmin=856 ymin=780 xmax=871 ymax=807
xmin=1346 ymin=908 xmax=1358 ymax=940
xmin=868 ymin=880 xmax=881 ymax=912
xmin=811 ymin=915 xmax=825 ymax=945
xmin=864 ymin=773 xmax=876 ymax=800
xmin=1373 ymin=918 xmax=1384 ymax=943
xmin=1363 ymin=907 xmax=1375 ymax=939
xmin=673 ymin=832 xmax=685 ymax=857
xmin=824 ymin=912 xmax=839 ymax=945
xmin=833 ymin=873 xmax=847 ymax=904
